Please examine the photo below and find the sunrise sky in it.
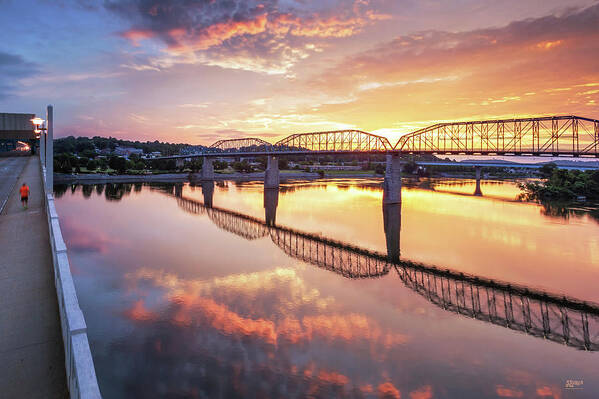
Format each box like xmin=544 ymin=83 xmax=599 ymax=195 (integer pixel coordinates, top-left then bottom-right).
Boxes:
xmin=1 ymin=0 xmax=598 ymax=144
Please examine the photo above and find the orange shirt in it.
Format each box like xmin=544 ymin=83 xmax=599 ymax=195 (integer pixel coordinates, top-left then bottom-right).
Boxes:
xmin=20 ymin=185 xmax=29 ymax=197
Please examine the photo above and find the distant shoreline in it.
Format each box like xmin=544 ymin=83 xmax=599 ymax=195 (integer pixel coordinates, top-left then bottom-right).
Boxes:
xmin=54 ymin=170 xmax=531 ymax=184
xmin=53 ymin=171 xmax=383 ymax=184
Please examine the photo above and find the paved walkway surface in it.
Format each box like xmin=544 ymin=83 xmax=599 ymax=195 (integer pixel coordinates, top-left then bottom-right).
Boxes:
xmin=0 ymin=156 xmax=68 ymax=398
xmin=0 ymin=157 xmax=28 ymax=214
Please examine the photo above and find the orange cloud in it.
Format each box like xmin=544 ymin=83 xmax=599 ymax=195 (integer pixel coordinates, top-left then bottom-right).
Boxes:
xmin=378 ymin=381 xmax=401 ymax=399
xmin=124 ymin=299 xmax=157 ymax=321
xmin=305 ymin=4 xmax=599 ymax=135
xmin=168 ymin=14 xmax=269 ymax=53
xmin=410 ymin=385 xmax=433 ymax=399
xmin=535 ymin=386 xmax=561 ymax=398
xmin=536 ymin=40 xmax=563 ymax=50
xmin=120 ymin=29 xmax=155 ymax=46
xmin=124 ymin=268 xmax=409 ymax=353
xmin=315 ymin=370 xmax=350 ymax=386
xmin=495 ymin=385 xmax=524 ymax=397
xmin=171 ymin=294 xmax=278 ymax=344
xmin=270 ymin=12 xmax=387 ymax=38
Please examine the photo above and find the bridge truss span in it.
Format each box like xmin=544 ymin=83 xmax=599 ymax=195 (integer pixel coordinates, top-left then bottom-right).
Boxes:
xmin=395 ymin=115 xmax=599 ymax=156
xmin=275 ymin=130 xmax=393 ymax=152
xmin=210 ymin=137 xmax=274 ymax=152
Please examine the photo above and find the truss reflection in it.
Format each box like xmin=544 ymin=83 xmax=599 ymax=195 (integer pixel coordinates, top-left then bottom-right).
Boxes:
xmin=172 ymin=192 xmax=599 ymax=351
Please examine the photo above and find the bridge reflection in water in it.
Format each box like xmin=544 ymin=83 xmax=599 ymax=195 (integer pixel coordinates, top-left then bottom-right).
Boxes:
xmin=171 ymin=186 xmax=598 ymax=352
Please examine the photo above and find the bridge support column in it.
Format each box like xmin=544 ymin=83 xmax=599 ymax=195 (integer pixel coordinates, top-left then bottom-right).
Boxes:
xmin=383 ymin=153 xmax=402 ymax=204
xmin=201 ymin=157 xmax=214 ymax=180
xmin=474 ymin=166 xmax=483 ymax=196
xmin=174 ymin=183 xmax=183 ymax=198
xmin=265 ymin=156 xmax=280 ymax=189
xmin=383 ymin=202 xmax=401 ymax=262
xmin=175 ymin=158 xmax=184 ymax=168
xmin=264 ymin=188 xmax=279 ymax=226
xmin=201 ymin=181 xmax=214 ymax=208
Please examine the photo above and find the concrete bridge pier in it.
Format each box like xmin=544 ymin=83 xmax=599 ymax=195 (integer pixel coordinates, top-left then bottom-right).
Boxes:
xmin=265 ymin=156 xmax=280 ymax=189
xmin=201 ymin=181 xmax=214 ymax=208
xmin=201 ymin=157 xmax=214 ymax=181
xmin=264 ymin=188 xmax=279 ymax=226
xmin=383 ymin=153 xmax=402 ymax=204
xmin=474 ymin=166 xmax=483 ymax=196
xmin=174 ymin=183 xmax=183 ymax=198
xmin=175 ymin=158 xmax=184 ymax=168
xmin=383 ymin=202 xmax=401 ymax=262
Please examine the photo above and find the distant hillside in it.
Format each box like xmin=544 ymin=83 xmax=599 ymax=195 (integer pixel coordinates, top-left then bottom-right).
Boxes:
xmin=54 ymin=136 xmax=206 ymax=156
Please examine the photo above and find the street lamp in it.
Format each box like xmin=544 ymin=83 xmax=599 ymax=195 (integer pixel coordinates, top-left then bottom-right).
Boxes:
xmin=31 ymin=117 xmax=46 ymax=138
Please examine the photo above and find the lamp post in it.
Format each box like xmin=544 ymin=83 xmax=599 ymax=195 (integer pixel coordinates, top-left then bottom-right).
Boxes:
xmin=31 ymin=105 xmax=54 ymax=190
xmin=31 ymin=117 xmax=46 ymax=162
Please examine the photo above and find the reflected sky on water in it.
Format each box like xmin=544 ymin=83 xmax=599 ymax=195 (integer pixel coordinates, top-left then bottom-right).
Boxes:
xmin=54 ymin=178 xmax=599 ymax=398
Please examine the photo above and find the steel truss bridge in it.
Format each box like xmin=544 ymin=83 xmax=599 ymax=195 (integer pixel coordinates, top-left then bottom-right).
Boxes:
xmin=162 ymin=115 xmax=599 ymax=158
xmin=173 ymin=193 xmax=599 ymax=351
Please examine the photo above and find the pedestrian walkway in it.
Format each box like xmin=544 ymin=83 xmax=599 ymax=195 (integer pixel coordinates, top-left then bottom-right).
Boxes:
xmin=0 ymin=157 xmax=28 ymax=214
xmin=0 ymin=156 xmax=68 ymax=398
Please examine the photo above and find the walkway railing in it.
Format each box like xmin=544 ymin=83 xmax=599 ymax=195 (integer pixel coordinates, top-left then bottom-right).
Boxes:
xmin=41 ymin=162 xmax=101 ymax=398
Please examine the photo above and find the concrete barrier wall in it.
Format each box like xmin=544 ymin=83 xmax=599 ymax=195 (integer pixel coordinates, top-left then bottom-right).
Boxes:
xmin=41 ymin=164 xmax=102 ymax=398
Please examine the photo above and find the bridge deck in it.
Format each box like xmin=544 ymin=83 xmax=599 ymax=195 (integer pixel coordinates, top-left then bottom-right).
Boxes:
xmin=0 ymin=156 xmax=67 ymax=398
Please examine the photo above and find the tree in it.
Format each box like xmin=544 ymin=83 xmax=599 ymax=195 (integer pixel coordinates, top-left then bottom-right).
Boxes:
xmin=233 ymin=160 xmax=253 ymax=173
xmin=403 ymin=161 xmax=417 ymax=174
xmin=539 ymin=163 xmax=557 ymax=178
xmin=213 ymin=160 xmax=228 ymax=170
xmin=87 ymin=159 xmax=97 ymax=171
xmin=278 ymin=158 xmax=289 ymax=170
xmin=82 ymin=149 xmax=96 ymax=159
xmin=97 ymin=158 xmax=108 ymax=171
xmin=165 ymin=160 xmax=176 ymax=170
xmin=54 ymin=154 xmax=73 ymax=173
xmin=108 ymin=156 xmax=127 ymax=173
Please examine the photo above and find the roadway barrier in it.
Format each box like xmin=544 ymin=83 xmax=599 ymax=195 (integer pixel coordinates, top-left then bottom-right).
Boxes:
xmin=41 ymin=162 xmax=102 ymax=398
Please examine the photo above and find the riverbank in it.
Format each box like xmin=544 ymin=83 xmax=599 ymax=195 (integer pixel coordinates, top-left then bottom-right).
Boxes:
xmin=54 ymin=169 xmax=532 ymax=184
xmin=54 ymin=171 xmax=384 ymax=184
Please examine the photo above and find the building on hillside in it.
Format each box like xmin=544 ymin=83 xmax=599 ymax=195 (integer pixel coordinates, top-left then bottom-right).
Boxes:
xmin=114 ymin=146 xmax=143 ymax=158
xmin=142 ymin=151 xmax=163 ymax=159
xmin=180 ymin=145 xmax=205 ymax=155
xmin=0 ymin=113 xmax=36 ymax=153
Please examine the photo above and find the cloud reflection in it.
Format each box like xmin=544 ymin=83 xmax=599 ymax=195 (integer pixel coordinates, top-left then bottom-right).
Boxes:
xmin=109 ymin=266 xmax=415 ymax=396
xmin=124 ymin=267 xmax=409 ymax=350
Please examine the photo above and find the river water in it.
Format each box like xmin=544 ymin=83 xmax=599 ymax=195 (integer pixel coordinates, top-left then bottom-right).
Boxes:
xmin=53 ymin=178 xmax=599 ymax=398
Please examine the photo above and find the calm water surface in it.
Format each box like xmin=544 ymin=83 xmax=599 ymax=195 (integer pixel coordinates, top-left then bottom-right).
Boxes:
xmin=54 ymin=178 xmax=599 ymax=398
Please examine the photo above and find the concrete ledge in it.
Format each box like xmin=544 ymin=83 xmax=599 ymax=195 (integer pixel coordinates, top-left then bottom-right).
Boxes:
xmin=41 ymin=164 xmax=101 ymax=398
